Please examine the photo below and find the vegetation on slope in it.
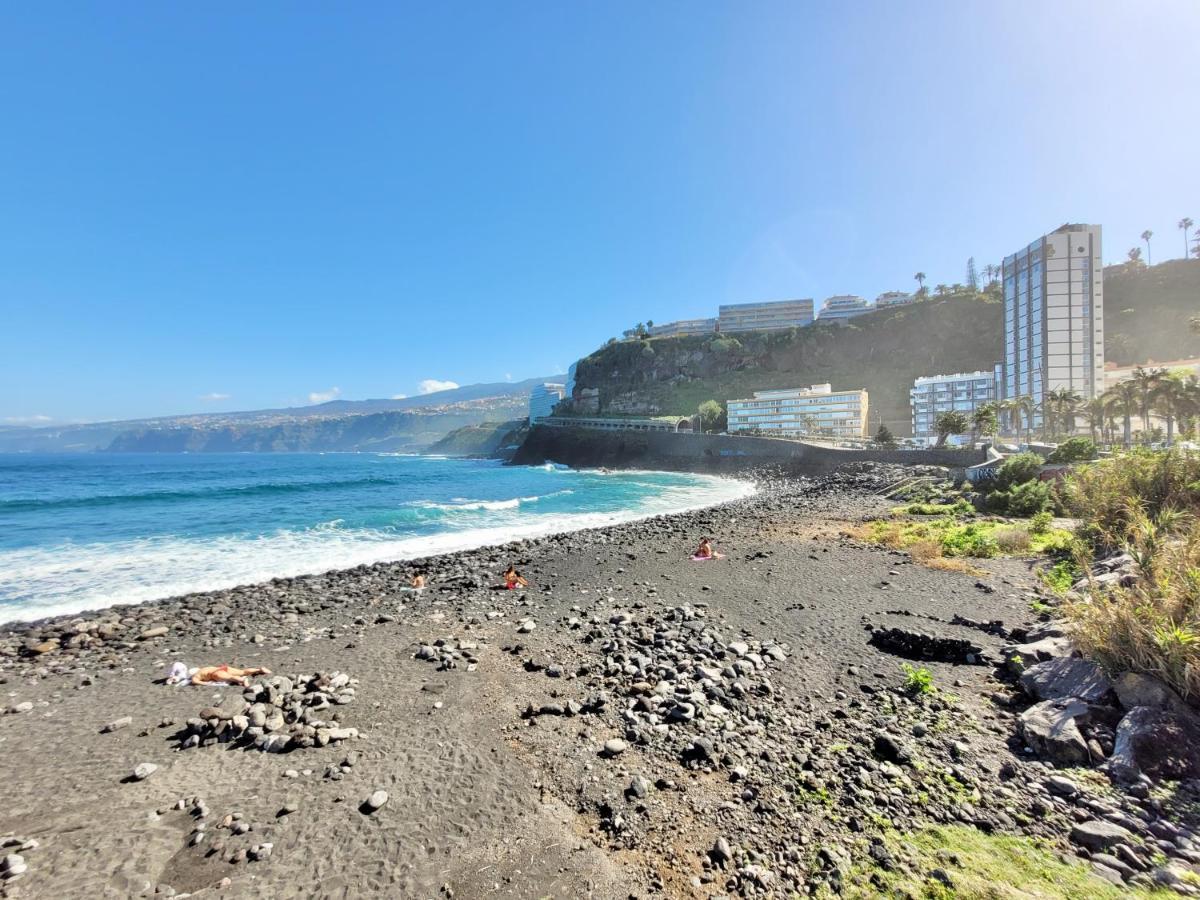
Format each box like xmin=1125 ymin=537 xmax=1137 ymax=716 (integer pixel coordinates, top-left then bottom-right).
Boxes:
xmin=426 ymin=419 xmax=529 ymax=458
xmin=570 ymin=260 xmax=1200 ymax=436
xmin=573 ymin=293 xmax=1003 ymax=436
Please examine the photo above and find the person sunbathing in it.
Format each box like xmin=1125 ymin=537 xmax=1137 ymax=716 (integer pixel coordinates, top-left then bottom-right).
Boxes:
xmin=692 ymin=538 xmax=724 ymax=560
xmin=190 ymin=664 xmax=271 ymax=687
xmin=503 ymin=565 xmax=529 ymax=590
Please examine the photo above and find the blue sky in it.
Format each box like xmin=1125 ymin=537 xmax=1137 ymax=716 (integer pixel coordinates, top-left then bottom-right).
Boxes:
xmin=3 ymin=1 xmax=1198 ymax=423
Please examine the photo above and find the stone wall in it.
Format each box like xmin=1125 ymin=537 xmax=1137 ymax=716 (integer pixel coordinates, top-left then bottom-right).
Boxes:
xmin=510 ymin=425 xmax=984 ymax=475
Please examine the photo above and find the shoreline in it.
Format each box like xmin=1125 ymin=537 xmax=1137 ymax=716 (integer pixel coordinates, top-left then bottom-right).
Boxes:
xmin=0 ymin=460 xmax=757 ymax=628
xmin=2 ymin=463 xmax=1197 ymax=898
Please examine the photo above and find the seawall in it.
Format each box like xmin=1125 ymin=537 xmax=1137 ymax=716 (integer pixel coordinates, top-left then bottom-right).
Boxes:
xmin=509 ymin=425 xmax=984 ymax=475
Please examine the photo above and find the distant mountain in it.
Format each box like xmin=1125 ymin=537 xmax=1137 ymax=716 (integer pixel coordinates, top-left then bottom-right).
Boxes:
xmin=0 ymin=376 xmax=557 ymax=453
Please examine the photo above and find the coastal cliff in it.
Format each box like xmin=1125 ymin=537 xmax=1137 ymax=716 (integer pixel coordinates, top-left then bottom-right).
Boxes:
xmin=567 ymin=261 xmax=1200 ymax=436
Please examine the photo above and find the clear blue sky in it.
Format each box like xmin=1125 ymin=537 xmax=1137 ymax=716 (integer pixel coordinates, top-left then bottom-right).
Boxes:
xmin=3 ymin=1 xmax=1198 ymax=423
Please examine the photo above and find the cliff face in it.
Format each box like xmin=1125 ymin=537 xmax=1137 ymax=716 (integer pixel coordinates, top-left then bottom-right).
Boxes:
xmin=569 ymin=294 xmax=1004 ymax=437
xmin=567 ymin=261 xmax=1200 ymax=437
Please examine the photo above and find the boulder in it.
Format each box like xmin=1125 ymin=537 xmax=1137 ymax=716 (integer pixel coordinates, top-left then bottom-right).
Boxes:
xmin=1070 ymin=820 xmax=1133 ymax=851
xmin=1003 ymin=636 xmax=1071 ymax=673
xmin=1113 ymin=672 xmax=1188 ymax=714
xmin=1107 ymin=706 xmax=1200 ymax=782
xmin=1020 ymin=657 xmax=1113 ymax=704
xmin=1019 ymin=698 xmax=1093 ymax=764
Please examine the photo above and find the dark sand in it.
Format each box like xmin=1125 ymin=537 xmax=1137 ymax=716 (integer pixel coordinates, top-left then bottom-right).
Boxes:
xmin=0 ymin=468 xmax=1187 ymax=897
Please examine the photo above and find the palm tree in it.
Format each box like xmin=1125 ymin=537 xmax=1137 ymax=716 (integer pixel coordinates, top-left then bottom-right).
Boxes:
xmin=1131 ymin=366 xmax=1166 ymax=433
xmin=1127 ymin=247 xmax=1144 ymax=266
xmin=1082 ymin=396 xmax=1107 ymax=445
xmin=1106 ymin=381 xmax=1140 ymax=447
xmin=1152 ymin=375 xmax=1188 ymax=445
xmin=970 ymin=402 xmax=998 ymax=445
xmin=1181 ymin=218 xmax=1195 ymax=258
xmin=914 ymin=272 xmax=926 ymax=295
xmin=1141 ymin=230 xmax=1154 ymax=265
xmin=1012 ymin=394 xmax=1035 ymax=445
xmin=1044 ymin=388 xmax=1083 ymax=438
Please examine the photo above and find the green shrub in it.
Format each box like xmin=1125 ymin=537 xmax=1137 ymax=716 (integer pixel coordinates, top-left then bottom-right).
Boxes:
xmin=1029 ymin=510 xmax=1053 ymax=535
xmin=1040 ymin=559 xmax=1081 ymax=595
xmin=898 ymin=499 xmax=974 ymax=517
xmin=940 ymin=523 xmax=999 ymax=558
xmin=992 ymin=452 xmax=1044 ymax=491
xmin=1046 ymin=437 xmax=1097 ymax=464
xmin=986 ymin=479 xmax=1053 ymax=517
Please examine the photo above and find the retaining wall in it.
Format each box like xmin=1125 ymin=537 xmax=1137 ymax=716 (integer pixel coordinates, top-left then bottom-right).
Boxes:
xmin=510 ymin=426 xmax=984 ymax=475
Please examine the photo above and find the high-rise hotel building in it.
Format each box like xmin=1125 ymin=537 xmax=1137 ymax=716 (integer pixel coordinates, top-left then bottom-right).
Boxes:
xmin=1001 ymin=224 xmax=1104 ymax=428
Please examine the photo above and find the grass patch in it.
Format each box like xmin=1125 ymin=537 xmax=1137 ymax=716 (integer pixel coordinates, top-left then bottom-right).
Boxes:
xmin=1039 ymin=559 xmax=1082 ymax=596
xmin=829 ymin=825 xmax=1178 ymax=899
xmin=897 ymin=499 xmax=976 ymax=517
xmin=857 ymin=515 xmax=1072 ymax=563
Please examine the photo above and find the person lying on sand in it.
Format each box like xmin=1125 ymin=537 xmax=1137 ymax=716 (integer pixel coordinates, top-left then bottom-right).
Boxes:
xmin=692 ymin=537 xmax=725 ymax=561
xmin=503 ymin=565 xmax=529 ymax=590
xmin=190 ymin=664 xmax=271 ymax=687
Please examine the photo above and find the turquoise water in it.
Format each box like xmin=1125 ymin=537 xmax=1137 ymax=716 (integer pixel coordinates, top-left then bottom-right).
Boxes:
xmin=0 ymin=453 xmax=753 ymax=623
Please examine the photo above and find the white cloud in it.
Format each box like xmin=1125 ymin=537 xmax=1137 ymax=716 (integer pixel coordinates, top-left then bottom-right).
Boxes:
xmin=504 ymin=373 xmax=513 ymax=382
xmin=199 ymin=392 xmax=231 ymax=402
xmin=308 ymin=387 xmax=341 ymax=404
xmin=418 ymin=379 xmax=459 ymax=395
xmin=391 ymin=394 xmax=408 ymax=400
xmin=3 ymin=414 xmax=52 ymax=425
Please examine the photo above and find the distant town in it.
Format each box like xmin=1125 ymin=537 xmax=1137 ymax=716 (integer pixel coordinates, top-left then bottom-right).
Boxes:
xmin=529 ymin=222 xmax=1200 ymax=450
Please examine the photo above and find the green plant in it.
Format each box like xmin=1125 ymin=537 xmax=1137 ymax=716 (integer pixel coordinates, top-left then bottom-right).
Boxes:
xmin=933 ymin=410 xmax=969 ymax=448
xmin=991 ymin=452 xmax=1044 ymax=491
xmin=902 ymin=663 xmax=935 ymax=695
xmin=1047 ymin=436 xmax=1098 ymax=463
xmin=993 ymin=526 xmax=1032 ymax=553
xmin=1030 ymin=510 xmax=1053 ymax=534
xmin=987 ymin=478 xmax=1053 ymax=516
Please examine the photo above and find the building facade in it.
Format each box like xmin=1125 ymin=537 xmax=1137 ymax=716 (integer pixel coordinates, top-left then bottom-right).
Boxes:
xmin=875 ymin=290 xmax=915 ymax=308
xmin=816 ymin=295 xmax=873 ymax=324
xmin=717 ymin=299 xmax=814 ymax=333
xmin=726 ymin=384 xmax=869 ymax=439
xmin=910 ymin=369 xmax=1001 ymax=445
xmin=528 ymin=383 xmax=565 ymax=423
xmin=538 ymin=415 xmax=692 ymax=433
xmin=1002 ymin=224 xmax=1104 ymax=429
xmin=647 ymin=318 xmax=718 ymax=337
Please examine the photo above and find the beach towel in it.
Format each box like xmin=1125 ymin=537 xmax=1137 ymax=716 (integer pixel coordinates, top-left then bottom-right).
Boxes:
xmin=690 ymin=553 xmax=725 ymax=561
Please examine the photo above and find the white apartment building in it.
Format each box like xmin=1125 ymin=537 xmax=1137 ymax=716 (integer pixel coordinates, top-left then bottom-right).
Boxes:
xmin=910 ymin=367 xmax=1002 ymax=445
xmin=875 ymin=290 xmax=915 ymax=308
xmin=1002 ymin=224 xmax=1104 ymax=428
xmin=816 ymin=295 xmax=873 ymax=324
xmin=727 ymin=384 xmax=869 ymax=439
xmin=717 ymin=299 xmax=814 ymax=333
xmin=528 ymin=383 xmax=565 ymax=423
xmin=648 ymin=318 xmax=717 ymax=337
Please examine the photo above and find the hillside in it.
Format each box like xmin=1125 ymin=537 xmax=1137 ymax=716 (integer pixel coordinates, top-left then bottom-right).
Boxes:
xmin=0 ymin=380 xmax=543 ymax=453
xmin=566 ymin=261 xmax=1200 ymax=437
xmin=102 ymin=408 xmax=520 ymax=454
xmin=426 ymin=419 xmax=529 ymax=458
xmin=568 ymin=294 xmax=1003 ymax=436
xmin=1102 ymin=259 xmax=1200 ymax=365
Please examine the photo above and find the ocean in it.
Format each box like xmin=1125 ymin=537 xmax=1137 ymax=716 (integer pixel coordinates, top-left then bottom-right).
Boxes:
xmin=0 ymin=453 xmax=754 ymax=623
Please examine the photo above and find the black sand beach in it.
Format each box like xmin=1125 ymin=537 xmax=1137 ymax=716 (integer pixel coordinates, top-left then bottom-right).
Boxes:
xmin=1 ymin=465 xmax=1195 ymax=897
